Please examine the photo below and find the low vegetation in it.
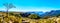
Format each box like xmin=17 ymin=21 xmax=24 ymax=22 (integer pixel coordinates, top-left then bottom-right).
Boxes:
xmin=0 ymin=12 xmax=60 ymax=23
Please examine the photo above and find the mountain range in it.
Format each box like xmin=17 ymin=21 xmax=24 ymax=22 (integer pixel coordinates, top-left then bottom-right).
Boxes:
xmin=0 ymin=10 xmax=60 ymax=17
xmin=41 ymin=10 xmax=60 ymax=17
xmin=24 ymin=10 xmax=60 ymax=17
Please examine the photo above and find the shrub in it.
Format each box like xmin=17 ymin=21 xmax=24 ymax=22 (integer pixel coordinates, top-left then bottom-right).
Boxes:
xmin=28 ymin=14 xmax=40 ymax=19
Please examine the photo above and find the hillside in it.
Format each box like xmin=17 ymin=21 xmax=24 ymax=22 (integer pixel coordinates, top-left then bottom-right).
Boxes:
xmin=0 ymin=10 xmax=60 ymax=23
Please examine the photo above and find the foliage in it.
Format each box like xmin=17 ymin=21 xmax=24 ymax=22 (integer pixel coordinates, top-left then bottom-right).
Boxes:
xmin=1 ymin=12 xmax=60 ymax=23
xmin=56 ymin=14 xmax=60 ymax=17
xmin=42 ymin=16 xmax=51 ymax=19
xmin=28 ymin=14 xmax=40 ymax=19
xmin=20 ymin=13 xmax=31 ymax=17
xmin=9 ymin=12 xmax=14 ymax=15
xmin=14 ymin=14 xmax=21 ymax=18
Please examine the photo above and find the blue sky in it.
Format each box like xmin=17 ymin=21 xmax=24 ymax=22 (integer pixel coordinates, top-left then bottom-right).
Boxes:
xmin=0 ymin=0 xmax=60 ymax=12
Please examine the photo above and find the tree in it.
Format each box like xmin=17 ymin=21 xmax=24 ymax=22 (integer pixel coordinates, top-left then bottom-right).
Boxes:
xmin=56 ymin=14 xmax=60 ymax=17
xmin=14 ymin=14 xmax=21 ymax=18
xmin=28 ymin=14 xmax=40 ymax=19
xmin=20 ymin=12 xmax=31 ymax=17
xmin=2 ymin=3 xmax=16 ymax=23
xmin=9 ymin=12 xmax=14 ymax=15
xmin=3 ymin=3 xmax=16 ymax=16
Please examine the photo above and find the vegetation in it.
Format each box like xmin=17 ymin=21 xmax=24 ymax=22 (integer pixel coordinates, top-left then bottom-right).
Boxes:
xmin=14 ymin=14 xmax=21 ymax=18
xmin=42 ymin=15 xmax=51 ymax=19
xmin=28 ymin=14 xmax=40 ymax=19
xmin=9 ymin=12 xmax=14 ymax=15
xmin=0 ymin=12 xmax=60 ymax=23
xmin=56 ymin=14 xmax=60 ymax=17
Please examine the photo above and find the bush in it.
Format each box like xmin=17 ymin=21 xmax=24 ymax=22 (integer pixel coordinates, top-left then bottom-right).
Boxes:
xmin=42 ymin=16 xmax=51 ymax=19
xmin=9 ymin=12 xmax=14 ymax=15
xmin=14 ymin=14 xmax=21 ymax=18
xmin=28 ymin=14 xmax=40 ymax=19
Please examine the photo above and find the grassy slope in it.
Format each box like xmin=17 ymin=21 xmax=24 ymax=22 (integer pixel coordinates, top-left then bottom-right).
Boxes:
xmin=0 ymin=12 xmax=60 ymax=23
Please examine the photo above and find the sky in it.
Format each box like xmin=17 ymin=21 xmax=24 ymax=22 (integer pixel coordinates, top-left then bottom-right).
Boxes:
xmin=0 ymin=0 xmax=60 ymax=12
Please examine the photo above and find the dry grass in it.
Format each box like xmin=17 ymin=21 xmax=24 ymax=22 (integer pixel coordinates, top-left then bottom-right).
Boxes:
xmin=0 ymin=12 xmax=60 ymax=23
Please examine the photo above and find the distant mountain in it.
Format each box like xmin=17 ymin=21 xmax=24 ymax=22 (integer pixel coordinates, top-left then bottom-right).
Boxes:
xmin=0 ymin=11 xmax=6 ymax=12
xmin=20 ymin=11 xmax=44 ymax=17
xmin=41 ymin=10 xmax=60 ymax=17
xmin=1 ymin=10 xmax=60 ymax=18
xmin=27 ymin=11 xmax=44 ymax=14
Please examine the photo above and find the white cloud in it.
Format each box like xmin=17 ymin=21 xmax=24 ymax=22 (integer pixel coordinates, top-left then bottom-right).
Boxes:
xmin=0 ymin=6 xmax=60 ymax=12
